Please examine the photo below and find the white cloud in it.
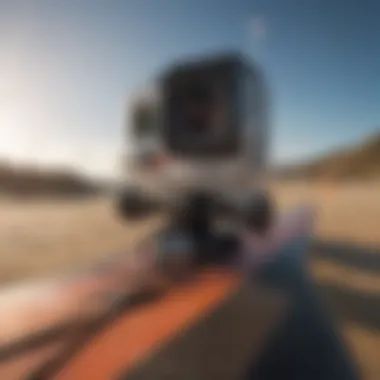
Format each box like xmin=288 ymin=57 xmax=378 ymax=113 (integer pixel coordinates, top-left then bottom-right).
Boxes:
xmin=248 ymin=15 xmax=268 ymax=42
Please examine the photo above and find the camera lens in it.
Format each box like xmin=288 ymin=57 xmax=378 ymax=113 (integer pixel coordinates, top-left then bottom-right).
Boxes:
xmin=187 ymin=82 xmax=213 ymax=103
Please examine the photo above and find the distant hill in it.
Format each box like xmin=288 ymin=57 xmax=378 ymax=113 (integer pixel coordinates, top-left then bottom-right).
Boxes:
xmin=0 ymin=162 xmax=99 ymax=198
xmin=277 ymin=132 xmax=380 ymax=181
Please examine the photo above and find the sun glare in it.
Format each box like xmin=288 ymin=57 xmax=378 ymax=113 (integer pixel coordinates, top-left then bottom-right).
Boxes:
xmin=0 ymin=102 xmax=32 ymax=160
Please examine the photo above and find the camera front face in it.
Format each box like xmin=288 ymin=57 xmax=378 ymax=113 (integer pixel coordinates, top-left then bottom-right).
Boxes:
xmin=177 ymin=78 xmax=229 ymax=135
xmin=162 ymin=60 xmax=241 ymax=158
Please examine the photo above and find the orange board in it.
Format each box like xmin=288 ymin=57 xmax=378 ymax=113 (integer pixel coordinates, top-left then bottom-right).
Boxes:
xmin=53 ymin=269 xmax=240 ymax=380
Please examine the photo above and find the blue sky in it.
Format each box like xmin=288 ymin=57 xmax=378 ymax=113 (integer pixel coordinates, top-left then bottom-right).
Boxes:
xmin=0 ymin=0 xmax=379 ymax=177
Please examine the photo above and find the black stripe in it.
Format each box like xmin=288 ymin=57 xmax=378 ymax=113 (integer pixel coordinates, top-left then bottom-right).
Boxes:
xmin=0 ymin=322 xmax=77 ymax=362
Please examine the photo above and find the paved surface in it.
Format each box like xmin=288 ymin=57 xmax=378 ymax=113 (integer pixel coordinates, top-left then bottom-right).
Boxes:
xmin=246 ymin=236 xmax=361 ymax=380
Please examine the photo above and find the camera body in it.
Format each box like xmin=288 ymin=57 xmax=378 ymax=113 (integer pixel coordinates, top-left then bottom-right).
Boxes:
xmin=117 ymin=53 xmax=270 ymax=219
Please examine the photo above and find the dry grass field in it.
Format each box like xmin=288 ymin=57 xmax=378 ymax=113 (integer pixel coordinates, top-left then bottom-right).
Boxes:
xmin=0 ymin=180 xmax=379 ymax=379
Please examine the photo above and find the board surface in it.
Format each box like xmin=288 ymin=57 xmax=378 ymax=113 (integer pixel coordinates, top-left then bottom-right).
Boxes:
xmin=50 ymin=269 xmax=288 ymax=380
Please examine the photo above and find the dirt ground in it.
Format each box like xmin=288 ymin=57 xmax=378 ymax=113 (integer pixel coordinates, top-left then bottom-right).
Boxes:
xmin=0 ymin=181 xmax=379 ymax=379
